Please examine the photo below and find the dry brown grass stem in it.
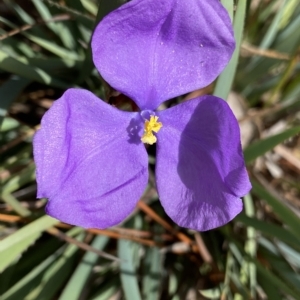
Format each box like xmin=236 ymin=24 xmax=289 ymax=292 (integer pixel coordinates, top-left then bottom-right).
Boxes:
xmin=0 ymin=213 xmax=165 ymax=247
xmin=46 ymin=227 xmax=120 ymax=261
xmin=0 ymin=15 xmax=72 ymax=41
xmin=241 ymin=43 xmax=290 ymax=60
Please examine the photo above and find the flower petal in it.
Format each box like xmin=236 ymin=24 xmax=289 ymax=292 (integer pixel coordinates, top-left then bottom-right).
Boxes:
xmin=34 ymin=89 xmax=148 ymax=229
xmin=92 ymin=0 xmax=235 ymax=110
xmin=156 ymin=96 xmax=251 ymax=231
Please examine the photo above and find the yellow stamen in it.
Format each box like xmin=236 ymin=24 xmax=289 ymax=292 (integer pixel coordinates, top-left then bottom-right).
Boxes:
xmin=146 ymin=116 xmax=162 ymax=133
xmin=141 ymin=115 xmax=162 ymax=145
xmin=141 ymin=131 xmax=157 ymax=145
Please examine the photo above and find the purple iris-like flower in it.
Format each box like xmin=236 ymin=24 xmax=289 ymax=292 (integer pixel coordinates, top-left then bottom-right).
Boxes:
xmin=34 ymin=0 xmax=251 ymax=231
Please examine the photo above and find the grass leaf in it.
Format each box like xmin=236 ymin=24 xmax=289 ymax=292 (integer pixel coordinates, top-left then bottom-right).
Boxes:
xmin=118 ymin=239 xmax=142 ymax=300
xmin=0 ymin=215 xmax=59 ymax=272
xmin=0 ymin=77 xmax=30 ymax=127
xmin=244 ymin=126 xmax=300 ymax=163
xmin=213 ymin=0 xmax=247 ymax=100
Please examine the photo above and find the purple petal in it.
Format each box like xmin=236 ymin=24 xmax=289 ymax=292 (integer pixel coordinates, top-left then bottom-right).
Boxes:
xmin=92 ymin=0 xmax=235 ymax=110
xmin=156 ymin=96 xmax=251 ymax=231
xmin=34 ymin=88 xmax=148 ymax=229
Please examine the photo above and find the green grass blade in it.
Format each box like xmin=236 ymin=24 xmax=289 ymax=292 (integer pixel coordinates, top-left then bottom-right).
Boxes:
xmin=244 ymin=126 xmax=300 ymax=164
xmin=256 ymin=237 xmax=300 ymax=299
xmin=0 ymin=50 xmax=69 ymax=88
xmin=0 ymin=117 xmax=19 ymax=132
xmin=236 ymin=214 xmax=300 ymax=249
xmin=25 ymin=231 xmax=84 ymax=300
xmin=90 ymin=278 xmax=120 ymax=300
xmin=0 ymin=215 xmax=59 ymax=272
xmin=213 ymin=0 xmax=247 ymax=100
xmin=267 ymin=255 xmax=300 ymax=293
xmin=221 ymin=0 xmax=234 ymax=21
xmin=2 ymin=164 xmax=36 ymax=195
xmin=1 ymin=193 xmax=31 ymax=217
xmin=118 ymin=239 xmax=142 ymax=300
xmin=59 ymin=235 xmax=109 ymax=300
xmin=247 ymin=0 xmax=287 ymax=70
xmin=31 ymin=0 xmax=76 ymax=50
xmin=3 ymin=0 xmax=46 ymax=37
xmin=227 ymin=234 xmax=300 ymax=299
xmin=254 ymin=256 xmax=300 ymax=298
xmin=240 ymin=194 xmax=257 ymax=298
xmin=81 ymin=0 xmax=98 ymax=16
xmin=276 ymin=241 xmax=300 ymax=269
xmin=199 ymin=288 xmax=221 ymax=299
xmin=27 ymin=34 xmax=80 ymax=60
xmin=142 ymin=247 xmax=162 ymax=300
xmin=1 ymin=247 xmax=65 ymax=300
xmin=0 ymin=16 xmax=80 ymax=60
xmin=276 ymin=8 xmax=300 ymax=53
xmin=252 ymin=180 xmax=300 ymax=241
xmin=0 ymin=76 xmax=30 ymax=127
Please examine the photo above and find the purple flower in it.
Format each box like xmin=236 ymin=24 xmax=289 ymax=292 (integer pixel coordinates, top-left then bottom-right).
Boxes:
xmin=34 ymin=0 xmax=251 ymax=231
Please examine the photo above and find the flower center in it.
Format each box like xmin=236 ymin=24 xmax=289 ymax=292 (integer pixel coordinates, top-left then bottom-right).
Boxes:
xmin=141 ymin=115 xmax=163 ymax=145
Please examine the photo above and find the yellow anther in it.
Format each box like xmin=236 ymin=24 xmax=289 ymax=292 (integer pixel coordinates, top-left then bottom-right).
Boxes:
xmin=141 ymin=132 xmax=157 ymax=145
xmin=141 ymin=115 xmax=162 ymax=145
xmin=146 ymin=116 xmax=162 ymax=133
